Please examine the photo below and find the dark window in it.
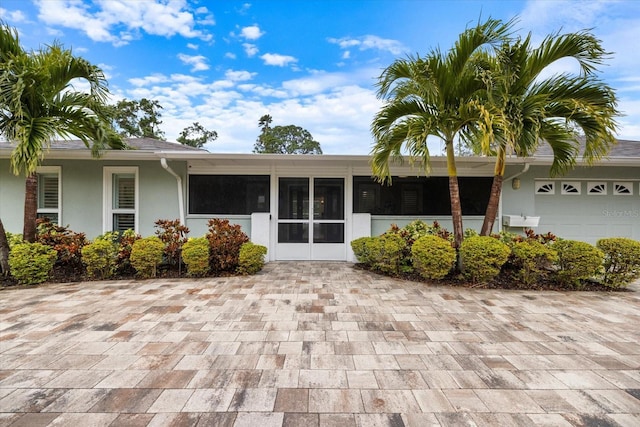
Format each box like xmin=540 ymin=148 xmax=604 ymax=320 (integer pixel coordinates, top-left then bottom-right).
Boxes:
xmin=278 ymin=223 xmax=308 ymax=243
xmin=313 ymin=223 xmax=344 ymax=243
xmin=189 ymin=175 xmax=270 ymax=215
xmin=353 ymin=176 xmax=492 ymax=216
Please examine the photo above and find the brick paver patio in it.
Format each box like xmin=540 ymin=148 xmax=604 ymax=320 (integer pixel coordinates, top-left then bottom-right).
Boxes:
xmin=1 ymin=262 xmax=639 ymax=426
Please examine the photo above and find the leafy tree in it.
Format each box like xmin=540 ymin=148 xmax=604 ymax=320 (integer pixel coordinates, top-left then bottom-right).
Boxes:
xmin=253 ymin=114 xmax=322 ymax=154
xmin=0 ymin=22 xmax=123 ymax=250
xmin=108 ymin=98 xmax=165 ymax=139
xmin=370 ymin=18 xmax=513 ymax=249
xmin=177 ymin=121 xmax=217 ymax=148
xmin=474 ymin=31 xmax=619 ymax=235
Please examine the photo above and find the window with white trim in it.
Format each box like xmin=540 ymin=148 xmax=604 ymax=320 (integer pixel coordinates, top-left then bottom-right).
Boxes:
xmin=587 ymin=182 xmax=607 ymax=195
xmin=561 ymin=182 xmax=581 ymax=195
xmin=37 ymin=166 xmax=61 ymax=224
xmin=535 ymin=181 xmax=555 ymax=195
xmin=613 ymin=182 xmax=633 ymax=196
xmin=104 ymin=167 xmax=138 ymax=233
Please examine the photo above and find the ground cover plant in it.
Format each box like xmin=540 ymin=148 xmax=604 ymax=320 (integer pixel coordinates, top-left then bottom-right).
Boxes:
xmin=1 ymin=218 xmax=267 ymax=287
xmin=351 ymin=220 xmax=638 ymax=291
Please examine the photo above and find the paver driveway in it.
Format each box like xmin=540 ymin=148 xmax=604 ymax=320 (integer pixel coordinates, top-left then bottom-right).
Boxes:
xmin=1 ymin=262 xmax=639 ymax=426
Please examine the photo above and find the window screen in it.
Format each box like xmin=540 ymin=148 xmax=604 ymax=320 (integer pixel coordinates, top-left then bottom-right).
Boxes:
xmin=189 ymin=175 xmax=270 ymax=215
xmin=353 ymin=176 xmax=491 ymax=216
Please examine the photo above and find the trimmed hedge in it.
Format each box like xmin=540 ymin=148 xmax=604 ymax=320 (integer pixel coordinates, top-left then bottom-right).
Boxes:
xmin=460 ymin=236 xmax=510 ymax=283
xmin=181 ymin=237 xmax=210 ymax=277
xmin=8 ymin=242 xmax=57 ymax=285
xmin=351 ymin=236 xmax=377 ymax=265
xmin=237 ymin=242 xmax=268 ymax=275
xmin=130 ymin=237 xmax=164 ymax=279
xmin=367 ymin=233 xmax=405 ymax=275
xmin=510 ymin=240 xmax=558 ymax=286
xmin=553 ymin=239 xmax=604 ymax=287
xmin=81 ymin=240 xmax=118 ymax=279
xmin=597 ymin=237 xmax=640 ymax=288
xmin=411 ymin=235 xmax=456 ymax=280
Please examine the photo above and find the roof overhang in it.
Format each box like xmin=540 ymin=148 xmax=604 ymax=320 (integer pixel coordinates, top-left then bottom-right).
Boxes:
xmin=1 ymin=147 xmax=637 ymax=169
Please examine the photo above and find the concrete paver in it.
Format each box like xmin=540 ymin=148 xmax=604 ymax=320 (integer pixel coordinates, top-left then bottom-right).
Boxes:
xmin=1 ymin=261 xmax=639 ymax=426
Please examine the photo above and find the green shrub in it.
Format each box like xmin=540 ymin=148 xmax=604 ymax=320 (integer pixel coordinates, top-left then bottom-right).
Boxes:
xmin=6 ymin=232 xmax=23 ymax=248
xmin=181 ymin=237 xmax=210 ymax=277
xmin=552 ymin=239 xmax=603 ymax=288
xmin=237 ymin=242 xmax=268 ymax=275
xmin=596 ymin=237 xmax=640 ymax=288
xmin=96 ymin=229 xmax=141 ymax=274
xmin=8 ymin=242 xmax=57 ymax=285
xmin=81 ymin=240 xmax=118 ymax=279
xmin=206 ymin=219 xmax=249 ymax=273
xmin=385 ymin=220 xmax=454 ymax=271
xmin=367 ymin=233 xmax=405 ymax=275
xmin=510 ymin=240 xmax=558 ymax=286
xmin=154 ymin=219 xmax=189 ymax=267
xmin=394 ymin=219 xmax=453 ymax=243
xmin=130 ymin=237 xmax=164 ymax=279
xmin=36 ymin=219 xmax=87 ymax=270
xmin=460 ymin=236 xmax=510 ymax=283
xmin=411 ymin=235 xmax=456 ymax=280
xmin=351 ymin=237 xmax=377 ymax=265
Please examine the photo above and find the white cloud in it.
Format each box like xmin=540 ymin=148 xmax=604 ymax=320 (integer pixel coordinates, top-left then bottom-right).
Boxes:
xmin=282 ymin=72 xmax=351 ymax=96
xmin=243 ymin=43 xmax=259 ymax=57
xmin=194 ymin=6 xmax=215 ymax=26
xmin=241 ymin=25 xmax=264 ymax=40
xmin=0 ymin=8 xmax=28 ymax=22
xmin=225 ymin=69 xmax=255 ymax=82
xmin=119 ymin=68 xmax=380 ymax=153
xmin=225 ymin=52 xmax=237 ymax=60
xmin=177 ymin=53 xmax=209 ymax=72
xmin=328 ymin=35 xmax=407 ymax=55
xmin=260 ymin=53 xmax=297 ymax=67
xmin=128 ymin=73 xmax=170 ymax=87
xmin=187 ymin=43 xmax=198 ymax=50
xmin=34 ymin=0 xmax=212 ymax=45
xmin=617 ymin=98 xmax=640 ymax=140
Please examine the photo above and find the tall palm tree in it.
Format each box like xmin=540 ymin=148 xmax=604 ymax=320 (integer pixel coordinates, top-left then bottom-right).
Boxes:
xmin=371 ymin=18 xmax=514 ymax=249
xmin=0 ymin=22 xmax=123 ymax=243
xmin=475 ymin=31 xmax=619 ymax=235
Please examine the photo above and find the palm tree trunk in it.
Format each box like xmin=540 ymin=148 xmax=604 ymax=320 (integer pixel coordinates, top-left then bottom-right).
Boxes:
xmin=481 ymin=147 xmax=507 ymax=236
xmin=0 ymin=219 xmax=10 ymax=276
xmin=449 ymin=176 xmax=464 ymax=248
xmin=480 ymin=175 xmax=503 ymax=235
xmin=445 ymin=141 xmax=464 ymax=249
xmin=23 ymin=173 xmax=38 ymax=243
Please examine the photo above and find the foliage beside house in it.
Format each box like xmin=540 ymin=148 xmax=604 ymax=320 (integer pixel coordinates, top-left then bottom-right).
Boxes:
xmin=351 ymin=220 xmax=640 ymax=291
xmin=4 ymin=218 xmax=267 ymax=286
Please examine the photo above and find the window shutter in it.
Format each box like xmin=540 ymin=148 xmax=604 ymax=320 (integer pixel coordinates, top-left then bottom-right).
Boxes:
xmin=114 ymin=174 xmax=135 ymax=209
xmin=38 ymin=174 xmax=59 ymax=209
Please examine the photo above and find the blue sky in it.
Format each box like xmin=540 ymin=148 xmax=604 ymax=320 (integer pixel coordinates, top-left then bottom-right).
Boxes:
xmin=2 ymin=0 xmax=639 ymax=154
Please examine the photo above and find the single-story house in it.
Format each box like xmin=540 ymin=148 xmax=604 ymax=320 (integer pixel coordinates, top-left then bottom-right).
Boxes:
xmin=1 ymin=138 xmax=638 ymax=262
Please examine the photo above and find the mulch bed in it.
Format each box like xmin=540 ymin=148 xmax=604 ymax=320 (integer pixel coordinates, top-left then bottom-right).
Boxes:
xmin=354 ymin=264 xmax=632 ymax=293
xmin=2 ymin=263 xmax=633 ymax=293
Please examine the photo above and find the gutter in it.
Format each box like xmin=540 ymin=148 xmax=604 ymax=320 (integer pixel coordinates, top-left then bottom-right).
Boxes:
xmin=160 ymin=158 xmax=185 ymax=225
xmin=505 ymin=162 xmax=530 ymax=182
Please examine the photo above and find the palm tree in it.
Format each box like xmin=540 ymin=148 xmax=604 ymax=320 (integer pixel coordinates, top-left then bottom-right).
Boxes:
xmin=371 ymin=18 xmax=514 ymax=249
xmin=0 ymin=22 xmax=123 ymax=243
xmin=475 ymin=31 xmax=619 ymax=235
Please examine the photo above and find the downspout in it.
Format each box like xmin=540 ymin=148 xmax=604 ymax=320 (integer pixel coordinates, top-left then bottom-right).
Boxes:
xmin=504 ymin=162 xmax=530 ymax=182
xmin=160 ymin=158 xmax=185 ymax=225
